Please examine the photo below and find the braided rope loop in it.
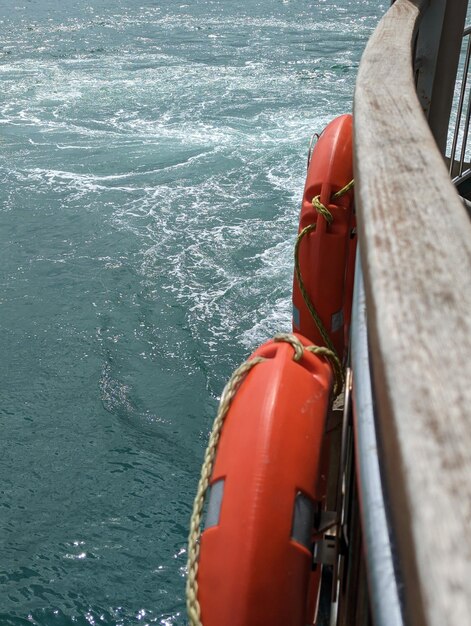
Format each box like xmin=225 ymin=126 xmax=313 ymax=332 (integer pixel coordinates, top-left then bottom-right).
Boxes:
xmin=186 ymin=355 xmax=266 ymax=626
xmin=293 ymin=226 xmax=336 ymax=356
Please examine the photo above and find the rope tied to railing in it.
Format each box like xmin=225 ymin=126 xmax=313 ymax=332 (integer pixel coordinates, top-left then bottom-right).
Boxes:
xmin=186 ymin=333 xmax=342 ymax=626
xmin=294 ymin=179 xmax=354 ymax=374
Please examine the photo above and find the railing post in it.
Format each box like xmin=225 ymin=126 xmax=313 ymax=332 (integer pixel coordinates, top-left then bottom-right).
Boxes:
xmin=415 ymin=0 xmax=469 ymax=155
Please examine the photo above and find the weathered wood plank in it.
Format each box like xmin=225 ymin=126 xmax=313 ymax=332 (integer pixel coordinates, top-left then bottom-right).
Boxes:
xmin=354 ymin=1 xmax=471 ymax=624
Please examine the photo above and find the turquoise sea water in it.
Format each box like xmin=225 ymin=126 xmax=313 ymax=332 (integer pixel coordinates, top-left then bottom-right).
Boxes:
xmin=0 ymin=1 xmax=385 ymax=624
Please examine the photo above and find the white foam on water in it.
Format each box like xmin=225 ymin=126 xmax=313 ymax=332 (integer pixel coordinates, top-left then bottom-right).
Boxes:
xmin=0 ymin=3 xmax=387 ymax=622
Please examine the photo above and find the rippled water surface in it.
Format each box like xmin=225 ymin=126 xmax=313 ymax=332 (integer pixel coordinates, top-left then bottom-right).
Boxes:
xmin=0 ymin=1 xmax=385 ymax=624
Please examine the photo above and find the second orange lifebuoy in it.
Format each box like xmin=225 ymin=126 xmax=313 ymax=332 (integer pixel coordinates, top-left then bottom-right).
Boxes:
xmin=292 ymin=114 xmax=356 ymax=363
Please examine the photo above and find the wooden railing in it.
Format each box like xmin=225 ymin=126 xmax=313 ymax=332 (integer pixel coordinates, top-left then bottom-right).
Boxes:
xmin=354 ymin=0 xmax=471 ymax=624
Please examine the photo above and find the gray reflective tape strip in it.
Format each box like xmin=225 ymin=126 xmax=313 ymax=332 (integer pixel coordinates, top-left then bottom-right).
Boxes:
xmin=204 ymin=479 xmax=225 ymax=529
xmin=291 ymin=491 xmax=315 ymax=549
xmin=331 ymin=309 xmax=344 ymax=332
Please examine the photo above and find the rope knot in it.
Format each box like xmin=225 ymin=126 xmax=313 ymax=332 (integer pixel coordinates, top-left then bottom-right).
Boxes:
xmin=311 ymin=180 xmax=354 ymax=226
xmin=312 ymin=195 xmax=333 ymax=224
xmin=274 ymin=333 xmax=343 ymax=398
xmin=273 ymin=333 xmax=305 ymax=361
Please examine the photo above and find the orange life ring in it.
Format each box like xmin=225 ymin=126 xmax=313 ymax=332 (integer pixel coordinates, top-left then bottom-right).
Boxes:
xmin=197 ymin=335 xmax=333 ymax=626
xmin=292 ymin=114 xmax=356 ymax=363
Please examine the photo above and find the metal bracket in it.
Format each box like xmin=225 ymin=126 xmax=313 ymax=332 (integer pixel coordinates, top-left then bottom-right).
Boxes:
xmin=312 ymin=510 xmax=338 ymax=568
xmin=317 ymin=510 xmax=337 ymax=534
xmin=313 ymin=534 xmax=337 ymax=566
